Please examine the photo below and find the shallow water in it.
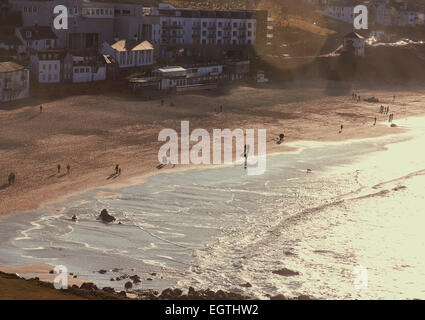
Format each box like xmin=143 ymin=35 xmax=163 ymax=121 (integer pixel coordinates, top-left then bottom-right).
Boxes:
xmin=0 ymin=117 xmax=424 ymax=299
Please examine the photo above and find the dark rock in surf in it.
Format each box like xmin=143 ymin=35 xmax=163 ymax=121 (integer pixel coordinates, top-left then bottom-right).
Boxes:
xmin=98 ymin=209 xmax=116 ymax=223
xmin=272 ymin=268 xmax=300 ymax=276
xmin=80 ymin=282 xmax=98 ymax=291
xmin=124 ymin=281 xmax=133 ymax=290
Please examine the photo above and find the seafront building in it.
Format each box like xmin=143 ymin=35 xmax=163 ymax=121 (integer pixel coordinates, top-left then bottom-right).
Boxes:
xmin=0 ymin=0 xmax=269 ymax=92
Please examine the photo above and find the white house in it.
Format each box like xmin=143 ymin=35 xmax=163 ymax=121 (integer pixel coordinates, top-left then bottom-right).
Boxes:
xmin=30 ymin=50 xmax=64 ymax=83
xmin=101 ymin=39 xmax=154 ymax=68
xmin=18 ymin=26 xmax=58 ymax=52
xmin=0 ymin=61 xmax=30 ymax=102
xmin=343 ymin=32 xmax=365 ymax=57
xmin=71 ymin=55 xmax=106 ymax=83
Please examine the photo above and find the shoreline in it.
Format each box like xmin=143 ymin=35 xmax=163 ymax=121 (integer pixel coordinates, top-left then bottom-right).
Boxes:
xmin=1 ymin=81 xmax=425 ymax=221
xmin=0 ymin=121 xmax=408 ymax=221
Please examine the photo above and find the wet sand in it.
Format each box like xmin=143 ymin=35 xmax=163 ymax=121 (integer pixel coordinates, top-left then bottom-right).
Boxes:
xmin=1 ymin=80 xmax=424 ymax=219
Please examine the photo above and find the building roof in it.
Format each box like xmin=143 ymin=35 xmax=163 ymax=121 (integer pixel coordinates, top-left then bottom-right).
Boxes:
xmin=111 ymin=40 xmax=153 ymax=52
xmin=0 ymin=61 xmax=25 ymax=73
xmin=344 ymin=32 xmax=365 ymax=39
xmin=19 ymin=26 xmax=58 ymax=40
xmin=156 ymin=66 xmax=186 ymax=73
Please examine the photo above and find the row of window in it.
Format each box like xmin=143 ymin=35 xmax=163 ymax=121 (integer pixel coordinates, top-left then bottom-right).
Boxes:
xmin=74 ymin=67 xmax=91 ymax=73
xmin=42 ymin=64 xmax=58 ymax=71
xmin=82 ymin=8 xmax=114 ymax=16
xmin=166 ymin=38 xmax=253 ymax=45
xmin=119 ymin=51 xmax=152 ymax=65
xmin=23 ymin=6 xmax=37 ymax=13
xmin=40 ymin=74 xmax=58 ymax=81
xmin=163 ymin=21 xmax=254 ymax=28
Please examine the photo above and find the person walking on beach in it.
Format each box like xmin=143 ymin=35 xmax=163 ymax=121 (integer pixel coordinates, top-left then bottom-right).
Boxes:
xmin=393 ymin=95 xmax=396 ymax=103
xmin=40 ymin=105 xmax=43 ymax=113
xmin=66 ymin=164 xmax=70 ymax=174
xmin=161 ymin=99 xmax=164 ymax=106
xmin=57 ymin=164 xmax=61 ymax=173
xmin=358 ymin=95 xmax=361 ymax=102
xmin=339 ymin=124 xmax=343 ymax=133
xmin=374 ymin=117 xmax=377 ymax=126
xmin=8 ymin=172 xmax=15 ymax=185
xmin=115 ymin=164 xmax=119 ymax=175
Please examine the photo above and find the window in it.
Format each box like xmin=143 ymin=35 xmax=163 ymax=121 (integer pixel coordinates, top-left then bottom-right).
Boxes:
xmin=75 ymin=68 xmax=79 ymax=73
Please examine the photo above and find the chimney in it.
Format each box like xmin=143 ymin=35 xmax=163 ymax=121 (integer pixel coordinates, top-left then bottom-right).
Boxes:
xmin=133 ymin=34 xmax=138 ymax=41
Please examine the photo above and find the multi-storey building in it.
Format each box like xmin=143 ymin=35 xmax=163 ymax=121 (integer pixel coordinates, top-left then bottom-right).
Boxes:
xmin=18 ymin=25 xmax=58 ymax=52
xmin=30 ymin=49 xmax=65 ymax=83
xmin=156 ymin=3 xmax=267 ymax=60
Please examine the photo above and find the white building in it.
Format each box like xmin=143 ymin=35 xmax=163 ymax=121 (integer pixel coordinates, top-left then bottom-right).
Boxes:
xmin=158 ymin=3 xmax=257 ymax=47
xmin=101 ymin=39 xmax=154 ymax=68
xmin=343 ymin=32 xmax=365 ymax=57
xmin=18 ymin=26 xmax=58 ymax=52
xmin=71 ymin=55 xmax=106 ymax=83
xmin=0 ymin=61 xmax=29 ymax=102
xmin=30 ymin=50 xmax=64 ymax=83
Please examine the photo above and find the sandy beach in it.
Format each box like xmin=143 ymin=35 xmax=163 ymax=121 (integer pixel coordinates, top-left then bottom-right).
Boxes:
xmin=1 ymin=80 xmax=424 ymax=219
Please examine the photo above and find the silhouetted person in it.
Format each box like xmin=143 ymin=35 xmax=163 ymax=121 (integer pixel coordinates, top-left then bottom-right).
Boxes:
xmin=66 ymin=164 xmax=70 ymax=174
xmin=40 ymin=105 xmax=43 ymax=113
xmin=57 ymin=164 xmax=61 ymax=173
xmin=340 ymin=124 xmax=343 ymax=133
xmin=8 ymin=172 xmax=15 ymax=185
xmin=374 ymin=117 xmax=377 ymax=126
xmin=393 ymin=95 xmax=395 ymax=103
xmin=115 ymin=164 xmax=119 ymax=175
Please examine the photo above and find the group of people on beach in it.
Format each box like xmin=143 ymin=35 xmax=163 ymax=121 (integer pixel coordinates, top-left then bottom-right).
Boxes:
xmin=380 ymin=105 xmax=390 ymax=114
xmin=57 ymin=164 xmax=71 ymax=174
xmin=352 ymin=92 xmax=361 ymax=102
xmin=379 ymin=105 xmax=395 ymax=123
